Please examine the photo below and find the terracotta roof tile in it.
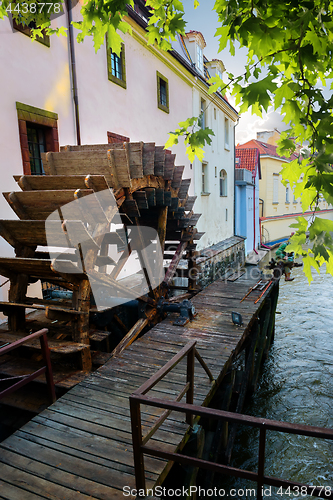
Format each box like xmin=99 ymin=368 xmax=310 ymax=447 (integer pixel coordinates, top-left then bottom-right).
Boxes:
xmin=235 ymin=148 xmax=260 ymax=177
xmin=237 ymin=139 xmax=298 ymax=161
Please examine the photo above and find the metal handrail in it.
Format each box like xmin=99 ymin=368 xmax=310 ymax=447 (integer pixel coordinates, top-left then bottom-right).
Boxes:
xmin=0 ymin=328 xmax=56 ymax=403
xmin=130 ymin=342 xmax=333 ymax=499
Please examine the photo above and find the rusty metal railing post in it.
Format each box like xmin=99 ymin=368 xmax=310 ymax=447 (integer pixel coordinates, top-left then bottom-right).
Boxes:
xmin=257 ymin=424 xmax=266 ymax=500
xmin=39 ymin=331 xmax=56 ymax=403
xmin=186 ymin=345 xmax=195 ymax=426
xmin=130 ymin=395 xmax=146 ymax=491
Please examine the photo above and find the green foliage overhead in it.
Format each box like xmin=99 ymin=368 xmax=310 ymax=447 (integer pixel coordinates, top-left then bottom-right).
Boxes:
xmin=165 ymin=116 xmax=214 ymax=162
xmin=2 ymin=0 xmax=333 ymax=281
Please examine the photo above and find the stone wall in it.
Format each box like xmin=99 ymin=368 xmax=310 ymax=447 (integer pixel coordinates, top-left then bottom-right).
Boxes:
xmin=196 ymin=236 xmax=246 ymax=289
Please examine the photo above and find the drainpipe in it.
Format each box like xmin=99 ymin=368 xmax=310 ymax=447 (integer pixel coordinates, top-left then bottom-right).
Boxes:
xmin=233 ymin=118 xmax=239 ymax=237
xmin=253 ymin=172 xmax=258 ymax=254
xmin=259 ymin=197 xmax=264 ymax=218
xmin=66 ymin=0 xmax=81 ymax=145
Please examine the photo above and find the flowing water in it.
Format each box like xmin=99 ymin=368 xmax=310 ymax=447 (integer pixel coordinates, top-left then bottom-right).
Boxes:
xmin=218 ymin=264 xmax=333 ymax=499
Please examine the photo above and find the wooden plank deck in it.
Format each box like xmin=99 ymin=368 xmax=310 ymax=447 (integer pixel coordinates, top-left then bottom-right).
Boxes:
xmin=0 ymin=273 xmax=273 ymax=499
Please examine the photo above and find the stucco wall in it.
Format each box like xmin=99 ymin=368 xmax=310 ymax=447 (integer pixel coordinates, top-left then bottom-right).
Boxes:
xmin=261 ymin=210 xmax=333 ymax=244
xmin=260 ymin=156 xmax=333 ymax=242
xmin=191 ymin=87 xmax=237 ymax=249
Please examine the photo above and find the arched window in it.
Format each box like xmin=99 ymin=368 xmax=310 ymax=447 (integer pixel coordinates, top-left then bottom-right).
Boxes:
xmin=220 ymin=169 xmax=227 ymax=196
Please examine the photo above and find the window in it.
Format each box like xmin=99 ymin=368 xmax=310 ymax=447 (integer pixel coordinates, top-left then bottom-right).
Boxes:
xmin=12 ymin=16 xmax=50 ymax=47
xmin=286 ymin=186 xmax=290 ymax=203
xmin=293 ymin=193 xmax=297 ymax=204
xmin=224 ymin=117 xmax=229 ymax=149
xmin=199 ymin=99 xmax=206 ymax=129
xmin=220 ymin=169 xmax=227 ymax=196
xmin=214 ymin=108 xmax=217 ymax=120
xmin=197 ymin=44 xmax=203 ymax=73
xmin=16 ymin=102 xmax=59 ymax=175
xmin=27 ymin=125 xmax=46 ymax=174
xmin=107 ymin=44 xmax=126 ymax=89
xmin=202 ymin=162 xmax=208 ymax=193
xmin=273 ymin=174 xmax=279 ymax=203
xmin=215 ymin=166 xmax=217 ymax=178
xmin=157 ymin=72 xmax=169 ymax=113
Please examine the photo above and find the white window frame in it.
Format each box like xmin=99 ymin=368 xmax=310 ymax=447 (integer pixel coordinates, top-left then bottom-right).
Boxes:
xmin=224 ymin=117 xmax=230 ymax=149
xmin=286 ymin=186 xmax=290 ymax=203
xmin=220 ymin=169 xmax=227 ymax=197
xmin=273 ymin=174 xmax=279 ymax=203
xmin=201 ymin=162 xmax=209 ymax=194
xmin=197 ymin=44 xmax=203 ymax=73
xmin=200 ymin=98 xmax=206 ymax=129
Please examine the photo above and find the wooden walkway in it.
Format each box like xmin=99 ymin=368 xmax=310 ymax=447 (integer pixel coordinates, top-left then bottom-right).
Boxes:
xmin=0 ymin=273 xmax=273 ymax=500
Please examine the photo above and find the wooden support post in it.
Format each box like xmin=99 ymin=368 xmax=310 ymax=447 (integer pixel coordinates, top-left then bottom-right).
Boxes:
xmin=39 ymin=331 xmax=57 ymax=403
xmin=129 ymin=396 xmax=146 ymax=492
xmin=157 ymin=206 xmax=168 ymax=296
xmin=250 ymin=299 xmax=272 ymax=393
xmin=157 ymin=206 xmax=168 ymax=251
xmin=73 ymin=279 xmax=91 ymax=343
xmin=257 ymin=425 xmax=267 ymax=500
xmin=264 ymin=282 xmax=279 ymax=356
xmin=203 ymin=370 xmax=235 ymax=489
xmin=188 ymin=246 xmax=199 ymax=292
xmin=186 ymin=346 xmax=195 ymax=426
xmin=7 ymin=246 xmax=36 ymax=331
xmin=8 ymin=275 xmax=28 ymax=331
xmin=225 ymin=326 xmax=258 ymax=464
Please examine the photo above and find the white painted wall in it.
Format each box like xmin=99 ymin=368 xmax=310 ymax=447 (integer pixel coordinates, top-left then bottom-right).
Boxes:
xmin=0 ymin=14 xmax=75 ymax=307
xmin=191 ymin=87 xmax=237 ymax=249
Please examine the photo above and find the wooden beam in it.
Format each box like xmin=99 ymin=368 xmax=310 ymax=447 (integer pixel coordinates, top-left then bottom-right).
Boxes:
xmin=110 ymin=308 xmax=157 ymax=359
xmin=163 ymin=240 xmax=188 ymax=285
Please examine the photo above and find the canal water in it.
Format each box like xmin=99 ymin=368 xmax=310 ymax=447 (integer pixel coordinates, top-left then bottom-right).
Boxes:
xmin=220 ymin=264 xmax=333 ymax=498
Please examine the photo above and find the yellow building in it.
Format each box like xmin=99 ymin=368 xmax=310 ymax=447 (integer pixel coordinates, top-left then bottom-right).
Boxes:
xmin=238 ymin=134 xmax=333 ymax=244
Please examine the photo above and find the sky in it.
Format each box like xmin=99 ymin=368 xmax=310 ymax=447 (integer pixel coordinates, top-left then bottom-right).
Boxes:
xmin=181 ymin=0 xmax=289 ymax=144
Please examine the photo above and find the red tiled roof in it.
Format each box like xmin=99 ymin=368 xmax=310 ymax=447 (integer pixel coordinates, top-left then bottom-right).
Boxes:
xmin=235 ymin=147 xmax=261 ymax=178
xmin=237 ymin=139 xmax=298 ymax=162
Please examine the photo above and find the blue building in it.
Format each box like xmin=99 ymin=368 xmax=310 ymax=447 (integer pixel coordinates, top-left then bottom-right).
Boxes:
xmin=235 ymin=148 xmax=261 ymax=255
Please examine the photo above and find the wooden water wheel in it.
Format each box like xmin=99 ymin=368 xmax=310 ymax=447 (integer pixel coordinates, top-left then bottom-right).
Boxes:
xmin=0 ymin=142 xmax=203 ymax=378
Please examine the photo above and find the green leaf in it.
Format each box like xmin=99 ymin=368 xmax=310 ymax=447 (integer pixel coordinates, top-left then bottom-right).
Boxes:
xmin=303 ymin=254 xmax=320 ymax=284
xmin=286 ymin=232 xmax=306 ymax=255
xmin=215 ymin=26 xmax=230 ymax=52
xmin=165 ymin=133 xmax=179 ymax=149
xmin=308 ymin=217 xmax=333 ymax=239
xmin=186 ymin=145 xmax=203 ymax=163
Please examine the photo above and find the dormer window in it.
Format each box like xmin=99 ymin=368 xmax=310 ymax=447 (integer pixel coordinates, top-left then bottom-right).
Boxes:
xmin=183 ymin=31 xmax=207 ymax=75
xmin=206 ymin=59 xmax=225 ymax=88
xmin=217 ymin=70 xmax=223 ymax=81
xmin=197 ymin=44 xmax=203 ymax=73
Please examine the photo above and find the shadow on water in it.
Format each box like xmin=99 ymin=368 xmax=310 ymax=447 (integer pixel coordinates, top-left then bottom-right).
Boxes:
xmin=213 ymin=264 xmax=333 ymax=499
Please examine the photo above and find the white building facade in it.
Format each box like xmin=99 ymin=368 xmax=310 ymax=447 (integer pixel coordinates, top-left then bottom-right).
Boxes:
xmin=0 ymin=2 xmax=238 ymax=301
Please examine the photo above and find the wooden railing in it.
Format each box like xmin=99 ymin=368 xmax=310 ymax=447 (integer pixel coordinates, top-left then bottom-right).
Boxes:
xmin=0 ymin=328 xmax=56 ymax=403
xmin=130 ymin=341 xmax=333 ymax=499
